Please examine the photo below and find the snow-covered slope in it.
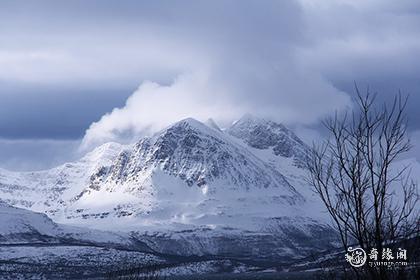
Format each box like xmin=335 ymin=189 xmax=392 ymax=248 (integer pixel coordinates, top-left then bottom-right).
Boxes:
xmin=60 ymin=118 xmax=308 ymax=229
xmin=0 ymin=201 xmax=132 ymax=248
xmin=1 ymin=115 xmax=418 ymax=276
xmin=0 ymin=202 xmax=61 ymax=243
xmin=227 ymin=115 xmax=327 ymax=219
xmin=228 ymin=114 xmax=309 ymax=168
xmin=0 ymin=142 xmax=124 ymax=215
xmin=0 ymin=117 xmax=313 ymax=227
xmin=0 ymin=115 xmax=340 ymax=259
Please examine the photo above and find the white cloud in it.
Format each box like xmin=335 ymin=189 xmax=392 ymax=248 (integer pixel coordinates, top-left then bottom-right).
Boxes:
xmin=81 ymin=67 xmax=350 ymax=150
xmin=4 ymin=0 xmax=420 ymax=154
xmin=80 ymin=71 xmax=243 ymax=149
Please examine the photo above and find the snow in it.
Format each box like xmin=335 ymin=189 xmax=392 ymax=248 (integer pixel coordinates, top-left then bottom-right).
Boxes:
xmin=0 ymin=202 xmax=59 ymax=237
xmin=0 ymin=115 xmax=360 ymax=277
xmin=0 ymin=116 xmax=339 ymax=247
xmin=0 ymin=115 xmax=417 ymax=278
xmin=0 ymin=142 xmax=124 ymax=216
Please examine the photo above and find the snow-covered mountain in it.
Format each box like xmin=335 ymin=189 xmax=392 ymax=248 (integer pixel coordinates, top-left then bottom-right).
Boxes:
xmin=0 ymin=115 xmax=338 ymax=261
xmin=228 ymin=114 xmax=309 ymax=168
xmin=0 ymin=142 xmax=123 ymax=215
xmin=1 ymin=115 xmax=418 ymax=278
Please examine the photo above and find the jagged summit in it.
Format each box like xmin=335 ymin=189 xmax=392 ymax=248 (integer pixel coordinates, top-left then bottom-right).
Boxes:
xmin=102 ymin=116 xmax=297 ymax=192
xmin=229 ymin=114 xmax=300 ymax=145
xmin=159 ymin=117 xmax=222 ymax=138
xmin=228 ymin=114 xmax=308 ymax=167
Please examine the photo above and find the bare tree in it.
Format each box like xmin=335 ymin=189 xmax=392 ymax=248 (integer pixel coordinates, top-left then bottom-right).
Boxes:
xmin=307 ymin=88 xmax=419 ymax=280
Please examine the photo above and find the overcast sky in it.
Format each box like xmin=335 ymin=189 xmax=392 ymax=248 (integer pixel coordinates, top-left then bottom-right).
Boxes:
xmin=1 ymin=0 xmax=420 ymax=170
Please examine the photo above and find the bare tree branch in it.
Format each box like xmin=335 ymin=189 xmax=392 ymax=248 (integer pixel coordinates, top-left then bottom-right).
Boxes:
xmin=307 ymin=88 xmax=419 ymax=280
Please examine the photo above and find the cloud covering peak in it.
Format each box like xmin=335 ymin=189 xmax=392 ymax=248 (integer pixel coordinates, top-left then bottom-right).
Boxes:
xmin=78 ymin=0 xmax=354 ymax=149
xmin=2 ymin=0 xmax=420 ymax=153
xmin=81 ymin=73 xmax=349 ymax=149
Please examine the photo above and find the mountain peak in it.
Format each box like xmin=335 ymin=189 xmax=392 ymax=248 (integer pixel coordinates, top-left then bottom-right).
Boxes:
xmin=82 ymin=141 xmax=124 ymax=164
xmin=159 ymin=117 xmax=225 ymax=142
xmin=176 ymin=117 xmax=201 ymax=125
xmin=232 ymin=114 xmax=287 ymax=131
xmin=230 ymin=114 xmax=288 ymax=136
xmin=103 ymin=115 xmax=298 ymax=195
xmin=228 ymin=114 xmax=308 ymax=167
xmin=170 ymin=117 xmax=209 ymax=131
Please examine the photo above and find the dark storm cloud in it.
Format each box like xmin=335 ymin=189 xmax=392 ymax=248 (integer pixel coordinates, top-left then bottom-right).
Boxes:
xmin=298 ymin=0 xmax=420 ymax=127
xmin=0 ymin=138 xmax=80 ymax=171
xmin=0 ymin=84 xmax=133 ymax=139
xmin=1 ymin=0 xmax=349 ymax=135
xmin=0 ymin=0 xmax=420 ymax=166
